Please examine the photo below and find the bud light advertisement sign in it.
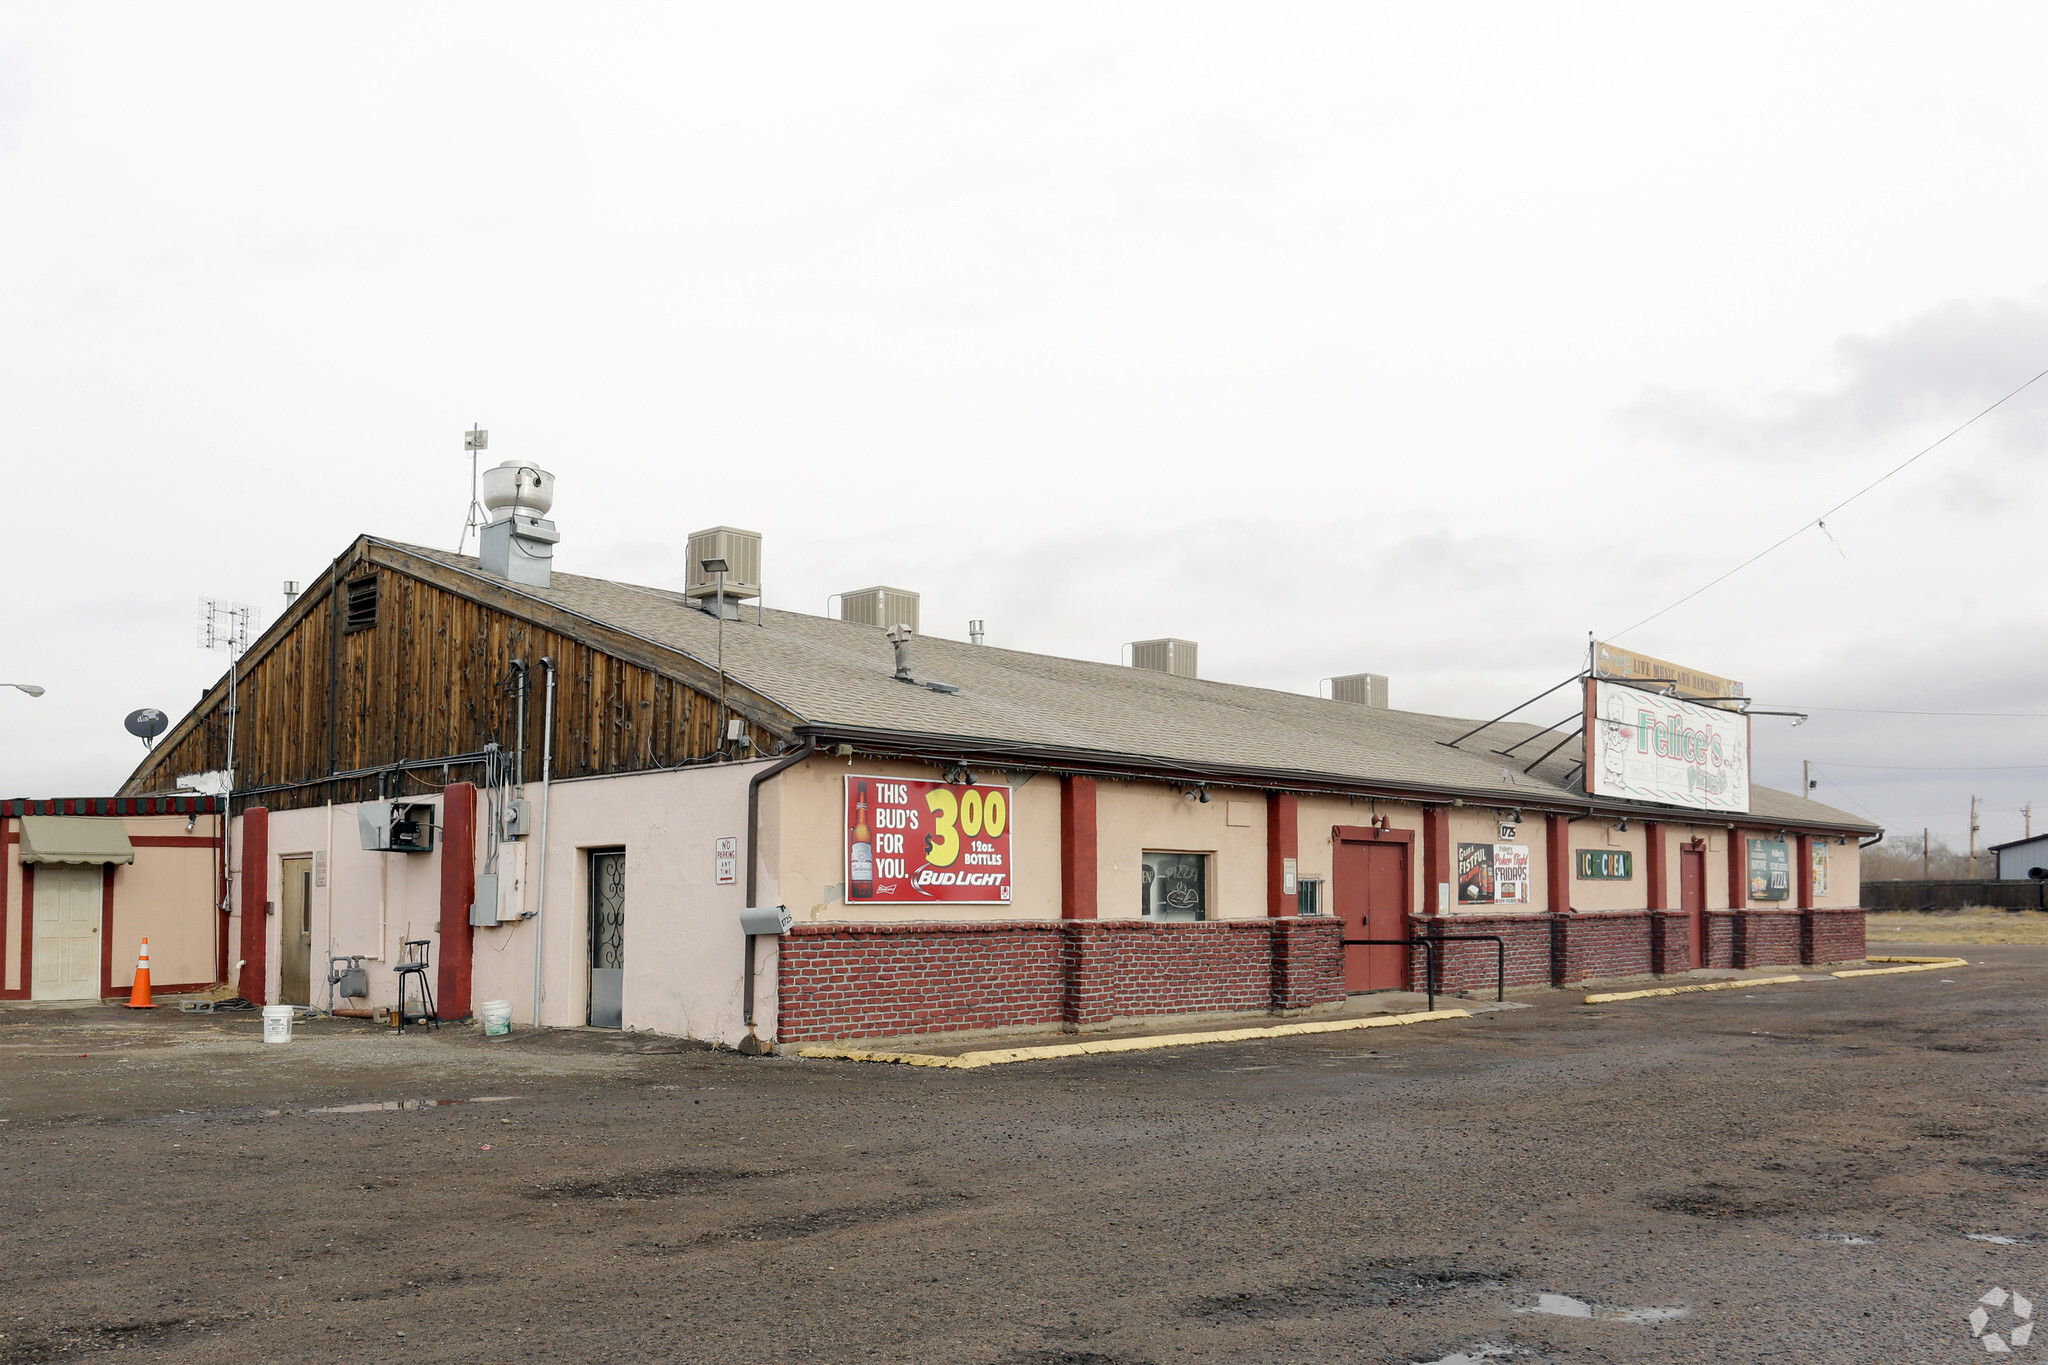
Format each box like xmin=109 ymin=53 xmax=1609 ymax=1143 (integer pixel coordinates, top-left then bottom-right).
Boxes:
xmin=845 ymin=776 xmax=1014 ymax=904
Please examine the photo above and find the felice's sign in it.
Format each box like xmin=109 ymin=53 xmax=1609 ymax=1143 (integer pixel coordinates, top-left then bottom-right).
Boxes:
xmin=846 ymin=776 xmax=1013 ymax=904
xmin=1585 ymin=678 xmax=1751 ymax=815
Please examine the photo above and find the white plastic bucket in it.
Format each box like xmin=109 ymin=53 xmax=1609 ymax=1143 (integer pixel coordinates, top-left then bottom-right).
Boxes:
xmin=261 ymin=1004 xmax=295 ymax=1044
xmin=479 ymin=1000 xmax=512 ymax=1037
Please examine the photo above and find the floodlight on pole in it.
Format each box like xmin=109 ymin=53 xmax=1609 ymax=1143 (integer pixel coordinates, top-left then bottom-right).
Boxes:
xmin=458 ymin=425 xmax=490 ymax=553
xmin=198 ymin=597 xmax=254 ymax=911
xmin=702 ymin=557 xmax=730 ymax=747
xmin=4 ymin=683 xmax=45 ymax=697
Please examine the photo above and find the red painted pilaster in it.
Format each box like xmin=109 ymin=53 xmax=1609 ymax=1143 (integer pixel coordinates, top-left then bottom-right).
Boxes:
xmin=1644 ymin=821 xmax=1668 ymax=912
xmin=97 ymin=864 xmax=116 ymax=997
xmin=238 ymin=807 xmax=269 ymax=1004
xmin=1265 ymin=791 xmax=1299 ymax=917
xmin=1726 ymin=830 xmax=1746 ymax=909
xmin=1422 ymin=806 xmax=1451 ymax=915
xmin=1795 ymin=833 xmax=1814 ymax=910
xmin=1060 ymin=776 xmax=1098 ymax=920
xmin=1546 ymin=813 xmax=1572 ymax=914
xmin=437 ymin=784 xmax=478 ymax=1020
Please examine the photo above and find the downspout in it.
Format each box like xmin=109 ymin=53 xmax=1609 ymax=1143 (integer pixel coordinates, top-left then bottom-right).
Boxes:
xmin=740 ymin=737 xmax=816 ymax=1053
xmin=529 ymin=657 xmax=557 ymax=1029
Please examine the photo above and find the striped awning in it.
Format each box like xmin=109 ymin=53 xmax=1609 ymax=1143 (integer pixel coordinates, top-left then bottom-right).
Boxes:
xmin=19 ymin=816 xmax=135 ymax=866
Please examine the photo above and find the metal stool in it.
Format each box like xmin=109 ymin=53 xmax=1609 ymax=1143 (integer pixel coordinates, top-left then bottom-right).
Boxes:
xmin=393 ymin=939 xmax=438 ymax=1033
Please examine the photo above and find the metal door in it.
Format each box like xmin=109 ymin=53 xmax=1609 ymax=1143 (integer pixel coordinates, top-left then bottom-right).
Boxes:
xmin=279 ymin=857 xmax=313 ymax=1004
xmin=1334 ymin=835 xmax=1410 ymax=992
xmin=31 ymin=865 xmax=101 ymax=1001
xmin=1680 ymin=847 xmax=1707 ymax=967
xmin=588 ymin=849 xmax=625 ymax=1028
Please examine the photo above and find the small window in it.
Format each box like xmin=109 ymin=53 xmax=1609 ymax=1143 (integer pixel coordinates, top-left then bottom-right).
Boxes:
xmin=1141 ymin=851 xmax=1207 ymax=921
xmin=1297 ymin=877 xmax=1323 ymax=915
xmin=343 ymin=576 xmax=379 ymax=633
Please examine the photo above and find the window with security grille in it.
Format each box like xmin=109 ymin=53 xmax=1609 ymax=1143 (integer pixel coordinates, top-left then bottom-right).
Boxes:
xmin=1297 ymin=877 xmax=1323 ymax=915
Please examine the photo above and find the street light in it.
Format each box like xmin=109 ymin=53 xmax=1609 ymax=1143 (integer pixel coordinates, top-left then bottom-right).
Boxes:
xmin=3 ymin=684 xmax=44 ymax=697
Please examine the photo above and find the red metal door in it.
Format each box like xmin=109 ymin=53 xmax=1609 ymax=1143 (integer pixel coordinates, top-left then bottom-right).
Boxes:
xmin=1680 ymin=847 xmax=1706 ymax=967
xmin=1335 ymin=835 xmax=1410 ymax=991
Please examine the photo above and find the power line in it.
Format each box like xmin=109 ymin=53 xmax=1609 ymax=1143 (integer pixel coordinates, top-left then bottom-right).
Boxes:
xmin=1815 ymin=760 xmax=2048 ymax=771
xmin=1770 ymin=704 xmax=2048 ymax=718
xmin=1609 ymin=361 xmax=2048 ymax=641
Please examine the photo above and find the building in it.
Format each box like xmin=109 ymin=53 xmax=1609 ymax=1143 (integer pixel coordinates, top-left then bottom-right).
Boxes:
xmin=1991 ymin=835 xmax=2048 ymax=881
xmin=2 ymin=797 xmax=227 ymax=1002
xmin=117 ymin=515 xmax=1876 ymax=1046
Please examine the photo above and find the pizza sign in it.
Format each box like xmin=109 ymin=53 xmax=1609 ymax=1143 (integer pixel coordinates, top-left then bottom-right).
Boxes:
xmin=846 ymin=776 xmax=1013 ymax=904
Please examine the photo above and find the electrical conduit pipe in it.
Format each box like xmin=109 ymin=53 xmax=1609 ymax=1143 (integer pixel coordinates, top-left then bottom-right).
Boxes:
xmin=529 ymin=658 xmax=556 ymax=1028
xmin=741 ymin=736 xmax=816 ymax=1052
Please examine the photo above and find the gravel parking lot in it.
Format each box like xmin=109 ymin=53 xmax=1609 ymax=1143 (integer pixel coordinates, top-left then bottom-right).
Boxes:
xmin=1 ymin=944 xmax=2041 ymax=1364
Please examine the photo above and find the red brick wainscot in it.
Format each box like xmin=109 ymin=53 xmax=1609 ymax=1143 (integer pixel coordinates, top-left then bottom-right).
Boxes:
xmin=1402 ymin=913 xmax=1555 ymax=994
xmin=777 ymin=918 xmax=1347 ymax=1043
xmin=1804 ymin=906 xmax=1867 ymax=965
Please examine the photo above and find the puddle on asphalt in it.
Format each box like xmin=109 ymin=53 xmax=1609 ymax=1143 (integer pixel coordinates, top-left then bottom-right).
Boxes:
xmin=1413 ymin=1346 xmax=1521 ymax=1365
xmin=1516 ymin=1293 xmax=1687 ymax=1323
xmin=1969 ymin=1233 xmax=2031 ymax=1246
xmin=305 ymin=1096 xmax=520 ymax=1113
xmin=1812 ymin=1233 xmax=1877 ymax=1245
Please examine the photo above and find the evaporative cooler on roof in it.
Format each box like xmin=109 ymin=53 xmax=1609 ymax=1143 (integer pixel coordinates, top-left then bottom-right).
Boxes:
xmin=1130 ymin=639 xmax=1198 ymax=679
xmin=840 ymin=586 xmax=920 ymax=634
xmin=1329 ymin=673 xmax=1389 ymax=708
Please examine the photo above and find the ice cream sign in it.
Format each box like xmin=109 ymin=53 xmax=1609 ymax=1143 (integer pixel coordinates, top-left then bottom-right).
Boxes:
xmin=1584 ymin=678 xmax=1750 ymax=814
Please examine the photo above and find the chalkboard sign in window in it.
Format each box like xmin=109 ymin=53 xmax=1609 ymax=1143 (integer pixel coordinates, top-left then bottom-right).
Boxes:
xmin=1141 ymin=852 xmax=1208 ymax=921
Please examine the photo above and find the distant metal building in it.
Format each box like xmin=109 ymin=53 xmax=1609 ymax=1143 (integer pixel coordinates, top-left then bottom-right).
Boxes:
xmin=1990 ymin=834 xmax=2048 ymax=880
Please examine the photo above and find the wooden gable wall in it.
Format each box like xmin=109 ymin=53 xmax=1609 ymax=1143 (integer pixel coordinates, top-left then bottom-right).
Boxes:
xmin=120 ymin=540 xmax=795 ymax=813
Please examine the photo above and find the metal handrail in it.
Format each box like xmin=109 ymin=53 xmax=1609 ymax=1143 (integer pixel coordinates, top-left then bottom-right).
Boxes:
xmin=1341 ymin=932 xmax=1508 ymax=1011
xmin=1342 ymin=937 xmax=1438 ymax=1011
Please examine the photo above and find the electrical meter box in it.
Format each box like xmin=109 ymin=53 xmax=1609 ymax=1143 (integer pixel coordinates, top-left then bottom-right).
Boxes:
xmin=358 ymin=801 xmax=436 ymax=853
xmin=502 ymin=799 xmax=531 ymax=839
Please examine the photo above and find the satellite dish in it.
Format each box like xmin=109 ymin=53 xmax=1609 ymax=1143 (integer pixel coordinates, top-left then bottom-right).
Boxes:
xmin=124 ymin=708 xmax=169 ymax=749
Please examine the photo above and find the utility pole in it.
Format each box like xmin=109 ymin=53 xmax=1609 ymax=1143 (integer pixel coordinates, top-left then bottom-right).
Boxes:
xmin=1923 ymin=827 xmax=1930 ymax=881
xmin=1970 ymin=796 xmax=1981 ymax=878
xmin=1803 ymin=760 xmax=1814 ymax=798
xmin=2026 ymin=803 xmax=2034 ymax=840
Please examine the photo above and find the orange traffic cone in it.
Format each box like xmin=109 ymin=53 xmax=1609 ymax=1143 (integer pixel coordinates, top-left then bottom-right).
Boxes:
xmin=126 ymin=938 xmax=154 ymax=1009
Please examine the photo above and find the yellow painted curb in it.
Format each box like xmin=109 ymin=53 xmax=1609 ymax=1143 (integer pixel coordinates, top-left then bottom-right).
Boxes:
xmin=795 ymin=1008 xmax=1473 ymax=1070
xmin=1831 ymin=956 xmax=1967 ymax=978
xmin=1583 ymin=975 xmax=1804 ymax=1004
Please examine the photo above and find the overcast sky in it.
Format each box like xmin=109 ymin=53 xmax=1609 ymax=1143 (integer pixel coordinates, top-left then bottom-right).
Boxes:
xmin=5 ymin=4 xmax=2046 ymax=854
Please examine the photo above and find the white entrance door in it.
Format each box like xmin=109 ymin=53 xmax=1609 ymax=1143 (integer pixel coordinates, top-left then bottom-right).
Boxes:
xmin=32 ymin=865 xmax=102 ymax=1001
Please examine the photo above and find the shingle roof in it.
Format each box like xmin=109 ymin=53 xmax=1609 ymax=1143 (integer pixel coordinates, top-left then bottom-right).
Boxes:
xmin=389 ymin=541 xmax=1878 ymax=835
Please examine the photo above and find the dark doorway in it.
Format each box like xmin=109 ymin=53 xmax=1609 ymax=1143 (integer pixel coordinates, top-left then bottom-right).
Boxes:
xmin=1680 ymin=844 xmax=1707 ymax=968
xmin=1334 ymin=830 xmax=1412 ymax=992
xmin=588 ymin=849 xmax=626 ymax=1028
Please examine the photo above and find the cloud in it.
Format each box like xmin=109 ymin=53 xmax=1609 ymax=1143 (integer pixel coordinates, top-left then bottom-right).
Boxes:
xmin=1621 ymin=292 xmax=2048 ymax=462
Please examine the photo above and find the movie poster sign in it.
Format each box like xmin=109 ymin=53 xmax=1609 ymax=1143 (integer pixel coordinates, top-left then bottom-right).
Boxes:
xmin=846 ymin=776 xmax=1013 ymax=904
xmin=1585 ymin=679 xmax=1751 ymax=815
xmin=1457 ymin=842 xmax=1530 ymax=905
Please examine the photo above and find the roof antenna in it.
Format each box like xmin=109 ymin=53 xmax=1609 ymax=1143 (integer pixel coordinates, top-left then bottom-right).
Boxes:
xmin=458 ymin=425 xmax=489 ymax=553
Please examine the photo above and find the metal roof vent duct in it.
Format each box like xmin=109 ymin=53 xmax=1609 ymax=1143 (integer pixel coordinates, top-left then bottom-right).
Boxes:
xmin=478 ymin=461 xmax=559 ymax=589
xmin=1329 ymin=672 xmax=1389 ymax=708
xmin=685 ymin=527 xmax=762 ymax=617
xmin=841 ymin=586 xmax=919 ymax=634
xmin=1130 ymin=638 xmax=1197 ymax=679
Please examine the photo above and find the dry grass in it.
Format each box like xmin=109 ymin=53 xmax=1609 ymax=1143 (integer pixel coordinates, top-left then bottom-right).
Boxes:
xmin=1865 ymin=907 xmax=2048 ymax=945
